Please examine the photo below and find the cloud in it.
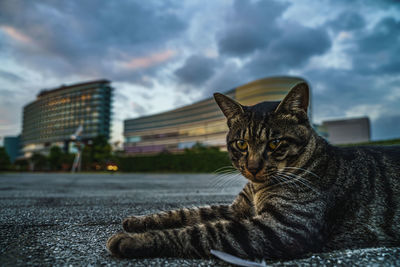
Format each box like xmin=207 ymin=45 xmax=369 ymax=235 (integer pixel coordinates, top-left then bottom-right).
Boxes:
xmin=372 ymin=114 xmax=400 ymax=140
xmin=327 ymin=11 xmax=366 ymax=31
xmin=306 ymin=69 xmax=384 ymax=118
xmin=130 ymin=102 xmax=148 ymax=116
xmin=178 ymin=0 xmax=331 ymax=91
xmin=0 ymin=70 xmax=24 ymax=82
xmin=0 ymin=25 xmax=33 ymax=44
xmin=0 ymin=0 xmax=187 ymax=83
xmin=245 ymin=24 xmax=331 ymax=76
xmin=217 ymin=0 xmax=288 ymax=56
xmin=0 ymin=0 xmax=399 ymax=143
xmin=0 ymin=87 xmax=33 ymax=137
xmin=206 ymin=61 xmax=246 ymax=92
xmin=174 ymin=54 xmax=218 ymax=86
xmin=216 ymin=0 xmax=332 ymax=78
xmin=353 ymin=17 xmax=400 ymax=75
xmin=117 ymin=50 xmax=177 ymax=71
xmin=218 ymin=25 xmax=270 ymax=57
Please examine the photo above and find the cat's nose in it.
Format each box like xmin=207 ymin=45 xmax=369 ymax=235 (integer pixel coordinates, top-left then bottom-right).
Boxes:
xmin=247 ymin=160 xmax=261 ymax=176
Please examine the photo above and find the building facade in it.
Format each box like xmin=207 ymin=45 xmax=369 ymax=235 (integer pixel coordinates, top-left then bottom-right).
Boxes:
xmin=21 ymin=80 xmax=113 ymax=157
xmin=4 ymin=135 xmax=21 ymax=163
xmin=321 ymin=117 xmax=371 ymax=144
xmin=124 ymin=76 xmax=308 ymax=155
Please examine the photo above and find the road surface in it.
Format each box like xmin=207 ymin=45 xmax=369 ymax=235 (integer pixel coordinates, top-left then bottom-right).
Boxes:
xmin=1 ymin=173 xmax=399 ymax=266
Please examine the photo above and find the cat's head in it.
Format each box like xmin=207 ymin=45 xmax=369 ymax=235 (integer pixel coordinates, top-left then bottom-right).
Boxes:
xmin=214 ymin=82 xmax=313 ymax=184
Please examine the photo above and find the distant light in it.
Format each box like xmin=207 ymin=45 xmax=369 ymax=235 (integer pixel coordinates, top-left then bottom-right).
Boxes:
xmin=107 ymin=164 xmax=118 ymax=171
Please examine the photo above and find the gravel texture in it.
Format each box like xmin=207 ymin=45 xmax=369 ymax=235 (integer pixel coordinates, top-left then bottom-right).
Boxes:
xmin=0 ymin=172 xmax=399 ymax=266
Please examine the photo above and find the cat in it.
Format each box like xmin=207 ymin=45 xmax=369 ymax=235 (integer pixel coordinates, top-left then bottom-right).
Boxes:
xmin=107 ymin=82 xmax=400 ymax=260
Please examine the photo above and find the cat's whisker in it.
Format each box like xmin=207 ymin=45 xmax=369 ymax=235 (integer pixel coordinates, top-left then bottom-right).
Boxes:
xmin=268 ymin=174 xmax=296 ymax=191
xmin=213 ymin=170 xmax=239 ymax=180
xmin=220 ymin=176 xmax=240 ymax=191
xmin=272 ymin=174 xmax=300 ymax=191
xmin=269 ymin=171 xmax=310 ymax=192
xmin=213 ymin=166 xmax=237 ymax=174
xmin=277 ymin=174 xmax=308 ymax=192
xmin=217 ymin=173 xmax=242 ymax=190
xmin=276 ymin=171 xmax=319 ymax=194
xmin=211 ymin=172 xmax=241 ymax=190
xmin=211 ymin=176 xmax=229 ymax=189
xmin=212 ymin=170 xmax=238 ymax=180
xmin=229 ymin=173 xmax=244 ymax=184
xmin=215 ymin=170 xmax=239 ymax=176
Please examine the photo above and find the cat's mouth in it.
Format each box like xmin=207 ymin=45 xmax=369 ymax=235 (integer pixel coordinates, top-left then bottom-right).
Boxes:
xmin=242 ymin=169 xmax=268 ymax=183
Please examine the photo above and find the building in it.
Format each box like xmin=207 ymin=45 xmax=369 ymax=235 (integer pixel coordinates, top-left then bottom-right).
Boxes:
xmin=321 ymin=117 xmax=371 ymax=145
xmin=124 ymin=76 xmax=308 ymax=155
xmin=21 ymin=80 xmax=113 ymax=157
xmin=3 ymin=135 xmax=21 ymax=163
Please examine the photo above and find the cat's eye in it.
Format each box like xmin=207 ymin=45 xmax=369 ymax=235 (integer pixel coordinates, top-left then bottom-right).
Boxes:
xmin=268 ymin=139 xmax=281 ymax=150
xmin=235 ymin=140 xmax=248 ymax=152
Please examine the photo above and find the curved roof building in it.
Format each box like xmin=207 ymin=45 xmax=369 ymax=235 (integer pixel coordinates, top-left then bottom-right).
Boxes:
xmin=124 ymin=76 xmax=309 ymax=155
xmin=21 ymin=80 xmax=113 ymax=157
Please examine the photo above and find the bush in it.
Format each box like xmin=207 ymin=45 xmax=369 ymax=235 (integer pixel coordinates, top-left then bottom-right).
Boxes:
xmin=0 ymin=147 xmax=11 ymax=171
xmin=81 ymin=135 xmax=112 ymax=171
xmin=14 ymin=158 xmax=29 ymax=171
xmin=340 ymin=138 xmax=400 ymax=147
xmin=48 ymin=146 xmax=63 ymax=171
xmin=31 ymin=153 xmax=48 ymax=171
xmin=118 ymin=147 xmax=232 ymax=173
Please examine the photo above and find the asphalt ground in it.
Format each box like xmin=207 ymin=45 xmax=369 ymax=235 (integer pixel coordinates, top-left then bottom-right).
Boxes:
xmin=0 ymin=172 xmax=399 ymax=266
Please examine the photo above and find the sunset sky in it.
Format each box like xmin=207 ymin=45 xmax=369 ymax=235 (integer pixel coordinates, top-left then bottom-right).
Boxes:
xmin=0 ymin=0 xmax=399 ymax=144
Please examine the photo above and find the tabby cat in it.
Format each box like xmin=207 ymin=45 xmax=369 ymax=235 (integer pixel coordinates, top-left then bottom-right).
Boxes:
xmin=107 ymin=82 xmax=400 ymax=260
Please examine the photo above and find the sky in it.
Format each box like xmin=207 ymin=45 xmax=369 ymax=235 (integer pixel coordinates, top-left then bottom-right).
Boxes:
xmin=0 ymin=0 xmax=399 ymax=145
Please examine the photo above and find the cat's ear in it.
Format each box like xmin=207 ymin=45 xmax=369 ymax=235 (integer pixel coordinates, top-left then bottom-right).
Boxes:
xmin=275 ymin=82 xmax=309 ymax=115
xmin=214 ymin=93 xmax=244 ymax=121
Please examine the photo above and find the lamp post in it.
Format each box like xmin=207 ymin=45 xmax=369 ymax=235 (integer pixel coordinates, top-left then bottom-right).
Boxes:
xmin=71 ymin=125 xmax=83 ymax=173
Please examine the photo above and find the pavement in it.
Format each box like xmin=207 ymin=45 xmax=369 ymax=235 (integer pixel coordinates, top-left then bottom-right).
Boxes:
xmin=0 ymin=172 xmax=399 ymax=266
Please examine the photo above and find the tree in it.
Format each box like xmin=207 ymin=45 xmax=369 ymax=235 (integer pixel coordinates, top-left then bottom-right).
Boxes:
xmin=0 ymin=147 xmax=11 ymax=171
xmin=48 ymin=146 xmax=63 ymax=171
xmin=82 ymin=135 xmax=112 ymax=170
xmin=14 ymin=158 xmax=29 ymax=171
xmin=184 ymin=142 xmax=220 ymax=154
xmin=31 ymin=153 xmax=48 ymax=171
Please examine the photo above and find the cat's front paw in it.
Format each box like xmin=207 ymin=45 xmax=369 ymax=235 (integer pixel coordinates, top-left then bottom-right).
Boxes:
xmin=122 ymin=216 xmax=147 ymax=233
xmin=107 ymin=232 xmax=134 ymax=258
xmin=107 ymin=232 xmax=151 ymax=258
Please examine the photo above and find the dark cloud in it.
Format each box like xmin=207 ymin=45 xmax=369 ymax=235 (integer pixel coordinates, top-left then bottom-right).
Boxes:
xmin=358 ymin=17 xmax=400 ymax=53
xmin=217 ymin=0 xmax=288 ymax=56
xmin=301 ymin=13 xmax=400 ymax=141
xmin=112 ymin=88 xmax=151 ymax=123
xmin=246 ymin=25 xmax=331 ymax=76
xmin=0 ymin=86 xmax=33 ymax=137
xmin=1 ymin=0 xmax=400 ymax=142
xmin=0 ymin=70 xmax=24 ymax=82
xmin=218 ymin=26 xmax=269 ymax=56
xmin=305 ymin=69 xmax=383 ymax=117
xmin=327 ymin=11 xmax=366 ymax=31
xmin=0 ymin=0 xmax=187 ymax=83
xmin=353 ymin=17 xmax=400 ymax=75
xmin=372 ymin=114 xmax=400 ymax=140
xmin=216 ymin=0 xmax=331 ymax=77
xmin=174 ymin=55 xmax=218 ymax=86
xmin=304 ymin=67 xmax=400 ymax=142
xmin=204 ymin=61 xmax=252 ymax=96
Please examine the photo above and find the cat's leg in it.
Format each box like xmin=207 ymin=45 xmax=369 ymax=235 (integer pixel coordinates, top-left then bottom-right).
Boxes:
xmin=109 ymin=219 xmax=254 ymax=259
xmin=108 ymin=212 xmax=322 ymax=259
xmin=123 ymin=205 xmax=232 ymax=233
xmin=123 ymin=183 xmax=253 ymax=233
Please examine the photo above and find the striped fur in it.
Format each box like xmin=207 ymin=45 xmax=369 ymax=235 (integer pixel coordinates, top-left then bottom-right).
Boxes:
xmin=107 ymin=82 xmax=400 ymax=259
